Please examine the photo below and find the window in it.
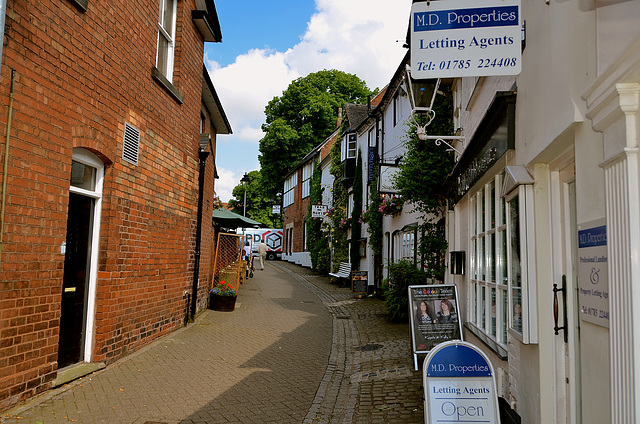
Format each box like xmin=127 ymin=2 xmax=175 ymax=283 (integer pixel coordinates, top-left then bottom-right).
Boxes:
xmin=342 ymin=133 xmax=357 ymax=161
xmin=283 ymin=173 xmax=297 ymax=208
xmin=156 ymin=0 xmax=177 ymax=82
xmin=393 ymin=93 xmax=400 ymax=126
xmin=469 ymin=173 xmax=509 ymax=346
xmin=301 ymin=163 xmax=313 ymax=199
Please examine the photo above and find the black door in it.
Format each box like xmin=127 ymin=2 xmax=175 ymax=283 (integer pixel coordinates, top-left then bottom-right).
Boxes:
xmin=58 ymin=193 xmax=93 ymax=368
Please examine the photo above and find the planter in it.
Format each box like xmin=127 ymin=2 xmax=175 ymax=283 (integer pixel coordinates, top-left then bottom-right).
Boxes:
xmin=209 ymin=293 xmax=237 ymax=312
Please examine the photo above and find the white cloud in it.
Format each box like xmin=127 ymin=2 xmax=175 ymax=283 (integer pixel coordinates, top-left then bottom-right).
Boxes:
xmin=208 ymin=0 xmax=412 ymax=203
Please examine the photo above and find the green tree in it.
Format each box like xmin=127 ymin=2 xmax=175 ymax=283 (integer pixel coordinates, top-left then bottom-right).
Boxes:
xmin=259 ymin=70 xmax=373 ymax=199
xmin=228 ymin=170 xmax=279 ymax=228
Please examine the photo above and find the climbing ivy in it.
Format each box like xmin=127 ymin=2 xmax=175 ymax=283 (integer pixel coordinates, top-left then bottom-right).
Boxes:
xmin=349 ymin=149 xmax=363 ymax=269
xmin=329 ymin=137 xmax=349 ymax=272
xmin=307 ymin=161 xmax=330 ymax=273
xmin=394 ymin=86 xmax=455 ymax=282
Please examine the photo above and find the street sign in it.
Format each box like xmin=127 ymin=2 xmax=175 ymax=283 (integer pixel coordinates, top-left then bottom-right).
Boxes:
xmin=411 ymin=0 xmax=522 ymax=78
xmin=423 ymin=341 xmax=501 ymax=424
xmin=311 ymin=204 xmax=328 ymax=219
xmin=272 ymin=205 xmax=281 ymax=214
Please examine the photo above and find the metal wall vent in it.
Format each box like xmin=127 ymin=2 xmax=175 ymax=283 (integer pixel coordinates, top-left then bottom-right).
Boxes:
xmin=122 ymin=122 xmax=140 ymax=165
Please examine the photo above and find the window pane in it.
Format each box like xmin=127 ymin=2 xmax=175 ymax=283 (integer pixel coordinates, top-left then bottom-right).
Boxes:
xmin=472 ymin=283 xmax=477 ymax=324
xmin=512 ymin=288 xmax=522 ymax=333
xmin=490 ymin=287 xmax=496 ymax=337
xmin=161 ymin=0 xmax=174 ymax=34
xmin=500 ymin=230 xmax=507 ymax=285
xmin=490 ymin=181 xmax=495 ymax=228
xmin=490 ymin=232 xmax=496 ymax=282
xmin=471 ymin=238 xmax=476 ymax=280
xmin=70 ymin=160 xmax=96 ymax=191
xmin=500 ymin=289 xmax=508 ymax=343
xmin=509 ymin=195 xmax=522 ymax=333
xmin=478 ymin=236 xmax=484 ymax=281
xmin=481 ymin=286 xmax=486 ymax=329
xmin=481 ymin=188 xmax=485 ymax=232
xmin=471 ymin=197 xmax=476 ymax=235
xmin=157 ymin=35 xmax=169 ymax=74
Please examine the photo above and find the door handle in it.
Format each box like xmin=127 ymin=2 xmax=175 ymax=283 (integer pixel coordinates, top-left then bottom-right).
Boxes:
xmin=553 ymin=275 xmax=568 ymax=343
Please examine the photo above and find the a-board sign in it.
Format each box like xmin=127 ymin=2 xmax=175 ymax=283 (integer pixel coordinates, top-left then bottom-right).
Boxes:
xmin=409 ymin=285 xmax=463 ymax=370
xmin=423 ymin=341 xmax=500 ymax=424
xmin=352 ymin=271 xmax=368 ymax=294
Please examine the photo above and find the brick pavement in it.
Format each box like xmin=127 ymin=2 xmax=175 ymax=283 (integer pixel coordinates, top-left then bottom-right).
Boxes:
xmin=2 ymin=261 xmax=424 ymax=424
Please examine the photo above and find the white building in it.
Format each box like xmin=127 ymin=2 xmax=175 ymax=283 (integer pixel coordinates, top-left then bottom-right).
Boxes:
xmin=433 ymin=0 xmax=640 ymax=423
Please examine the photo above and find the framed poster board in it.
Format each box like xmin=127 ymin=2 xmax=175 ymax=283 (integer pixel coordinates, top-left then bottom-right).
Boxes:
xmin=352 ymin=271 xmax=368 ymax=294
xmin=409 ymin=284 xmax=463 ymax=370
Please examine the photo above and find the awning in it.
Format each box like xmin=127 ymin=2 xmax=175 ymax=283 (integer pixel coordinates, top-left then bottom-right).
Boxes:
xmin=212 ymin=209 xmax=263 ymax=229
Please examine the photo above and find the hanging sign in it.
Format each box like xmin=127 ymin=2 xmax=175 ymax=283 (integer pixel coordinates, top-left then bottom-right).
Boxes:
xmin=272 ymin=205 xmax=281 ymax=214
xmin=577 ymin=218 xmax=609 ymax=327
xmin=423 ymin=341 xmax=500 ymax=424
xmin=408 ymin=285 xmax=463 ymax=370
xmin=411 ymin=0 xmax=522 ymax=78
xmin=311 ymin=204 xmax=328 ymax=219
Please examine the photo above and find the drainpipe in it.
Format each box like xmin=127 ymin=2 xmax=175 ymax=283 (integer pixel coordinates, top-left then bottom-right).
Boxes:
xmin=0 ymin=69 xmax=15 ymax=269
xmin=191 ymin=146 xmax=210 ymax=321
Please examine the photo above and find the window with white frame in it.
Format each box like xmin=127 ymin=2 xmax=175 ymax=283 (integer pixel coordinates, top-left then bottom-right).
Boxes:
xmin=469 ymin=168 xmax=537 ymax=345
xmin=342 ymin=133 xmax=357 ymax=161
xmin=393 ymin=93 xmax=400 ymax=126
xmin=156 ymin=0 xmax=177 ymax=82
xmin=469 ymin=173 xmax=509 ymax=345
xmin=283 ymin=173 xmax=297 ymax=208
xmin=301 ymin=163 xmax=313 ymax=199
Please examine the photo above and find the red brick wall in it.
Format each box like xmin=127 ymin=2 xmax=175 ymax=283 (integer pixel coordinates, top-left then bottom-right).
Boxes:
xmin=283 ymin=170 xmax=310 ymax=254
xmin=0 ymin=0 xmax=216 ymax=409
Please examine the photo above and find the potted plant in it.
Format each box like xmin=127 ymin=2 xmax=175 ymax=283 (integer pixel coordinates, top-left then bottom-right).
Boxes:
xmin=209 ymin=280 xmax=237 ymax=312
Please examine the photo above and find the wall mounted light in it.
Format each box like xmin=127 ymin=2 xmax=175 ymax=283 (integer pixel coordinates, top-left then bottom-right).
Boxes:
xmin=404 ymin=65 xmax=466 ymax=157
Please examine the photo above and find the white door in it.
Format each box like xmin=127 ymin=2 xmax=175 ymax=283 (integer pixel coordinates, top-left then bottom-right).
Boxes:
xmin=550 ymin=163 xmax=581 ymax=424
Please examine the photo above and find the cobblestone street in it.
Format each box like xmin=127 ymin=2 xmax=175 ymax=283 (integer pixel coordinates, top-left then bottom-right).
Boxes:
xmin=2 ymin=261 xmax=424 ymax=424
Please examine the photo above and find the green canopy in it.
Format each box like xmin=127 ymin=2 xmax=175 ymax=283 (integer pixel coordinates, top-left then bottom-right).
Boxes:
xmin=212 ymin=208 xmax=263 ymax=229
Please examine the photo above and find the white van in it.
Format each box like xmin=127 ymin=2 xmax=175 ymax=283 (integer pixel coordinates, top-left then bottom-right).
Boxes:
xmin=236 ymin=228 xmax=283 ymax=260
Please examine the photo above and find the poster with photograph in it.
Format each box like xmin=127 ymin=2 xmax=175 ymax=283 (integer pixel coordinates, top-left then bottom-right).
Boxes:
xmin=409 ymin=285 xmax=462 ymax=355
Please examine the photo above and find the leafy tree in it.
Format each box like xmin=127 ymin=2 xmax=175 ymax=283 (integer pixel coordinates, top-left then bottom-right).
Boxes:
xmin=259 ymin=70 xmax=373 ymax=199
xmin=228 ymin=170 xmax=280 ymax=228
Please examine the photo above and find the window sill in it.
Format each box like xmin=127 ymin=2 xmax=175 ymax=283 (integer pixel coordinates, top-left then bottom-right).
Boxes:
xmin=464 ymin=322 xmax=508 ymax=360
xmin=151 ymin=67 xmax=184 ymax=105
xmin=68 ymin=0 xmax=88 ymax=12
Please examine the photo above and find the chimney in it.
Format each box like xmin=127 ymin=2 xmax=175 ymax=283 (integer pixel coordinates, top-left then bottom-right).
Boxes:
xmin=336 ymin=107 xmax=343 ymax=128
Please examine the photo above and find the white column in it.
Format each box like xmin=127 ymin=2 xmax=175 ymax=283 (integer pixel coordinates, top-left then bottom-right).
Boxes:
xmin=595 ymin=84 xmax=640 ymax=424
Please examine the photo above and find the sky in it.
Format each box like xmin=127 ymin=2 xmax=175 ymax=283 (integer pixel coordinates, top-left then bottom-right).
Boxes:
xmin=205 ymin=0 xmax=413 ymax=202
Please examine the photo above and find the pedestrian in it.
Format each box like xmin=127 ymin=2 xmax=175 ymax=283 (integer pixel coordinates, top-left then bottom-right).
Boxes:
xmin=257 ymin=240 xmax=268 ymax=270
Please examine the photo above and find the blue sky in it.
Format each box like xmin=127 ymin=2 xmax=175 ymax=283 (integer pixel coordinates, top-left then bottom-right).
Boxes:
xmin=205 ymin=0 xmax=413 ymax=202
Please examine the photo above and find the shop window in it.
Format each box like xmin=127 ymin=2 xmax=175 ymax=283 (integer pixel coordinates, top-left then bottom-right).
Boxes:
xmin=469 ymin=173 xmax=508 ymax=346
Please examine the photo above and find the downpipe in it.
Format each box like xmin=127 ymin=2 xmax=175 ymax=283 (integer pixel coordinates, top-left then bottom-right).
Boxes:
xmin=0 ymin=69 xmax=15 ymax=270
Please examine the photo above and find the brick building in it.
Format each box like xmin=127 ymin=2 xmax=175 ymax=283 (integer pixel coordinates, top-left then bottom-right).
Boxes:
xmin=282 ymin=117 xmax=341 ymax=267
xmin=0 ymin=0 xmax=231 ymax=410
